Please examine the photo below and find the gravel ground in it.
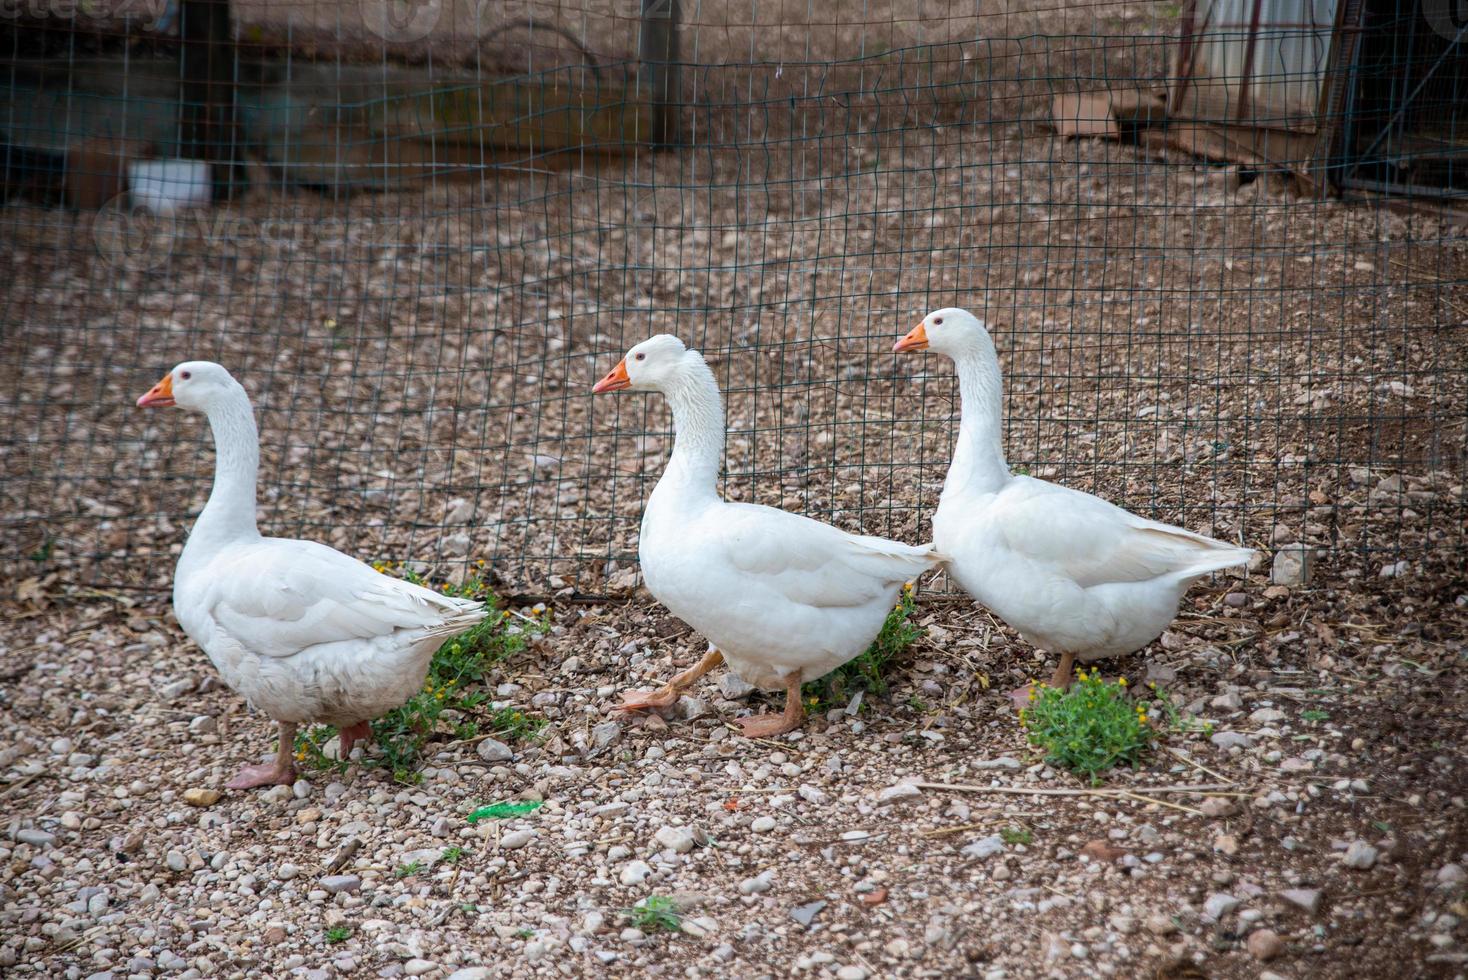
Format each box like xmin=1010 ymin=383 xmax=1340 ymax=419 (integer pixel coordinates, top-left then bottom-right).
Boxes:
xmin=0 ymin=579 xmax=1465 ymax=980
xmin=2 ymin=3 xmax=1467 ymax=978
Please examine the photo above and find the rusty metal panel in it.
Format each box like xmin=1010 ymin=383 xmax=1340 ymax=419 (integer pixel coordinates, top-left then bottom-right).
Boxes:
xmin=1178 ymin=0 xmax=1338 ymax=132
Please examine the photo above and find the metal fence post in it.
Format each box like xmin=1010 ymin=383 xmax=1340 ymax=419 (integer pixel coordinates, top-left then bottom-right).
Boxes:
xmin=638 ymin=0 xmax=681 ymax=145
xmin=180 ymin=0 xmax=246 ymax=200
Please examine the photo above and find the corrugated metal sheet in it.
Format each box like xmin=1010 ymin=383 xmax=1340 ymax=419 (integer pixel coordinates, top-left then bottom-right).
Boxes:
xmin=1179 ymin=0 xmax=1338 ymax=131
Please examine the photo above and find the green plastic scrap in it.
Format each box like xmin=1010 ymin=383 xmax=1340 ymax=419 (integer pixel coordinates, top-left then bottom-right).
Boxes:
xmin=467 ymin=800 xmax=543 ymax=824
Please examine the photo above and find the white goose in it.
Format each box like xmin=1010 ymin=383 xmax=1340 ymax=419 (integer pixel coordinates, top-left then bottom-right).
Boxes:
xmin=137 ymin=362 xmax=486 ymax=788
xmin=894 ymin=309 xmax=1254 ymax=698
xmin=593 ymin=335 xmax=944 ymax=737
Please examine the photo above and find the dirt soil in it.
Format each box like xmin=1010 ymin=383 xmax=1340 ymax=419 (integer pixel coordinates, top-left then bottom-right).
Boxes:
xmin=2 ymin=3 xmax=1467 ymax=979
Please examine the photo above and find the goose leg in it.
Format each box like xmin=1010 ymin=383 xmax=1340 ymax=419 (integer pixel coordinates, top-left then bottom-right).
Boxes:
xmin=226 ymin=721 xmax=297 ymax=790
xmin=1008 ymin=650 xmax=1078 ymax=710
xmin=337 ymin=721 xmax=372 ymax=760
xmin=1047 ymin=650 xmax=1077 ymax=690
xmin=616 ymin=647 xmax=725 ymax=713
xmin=733 ymin=675 xmax=805 ymax=738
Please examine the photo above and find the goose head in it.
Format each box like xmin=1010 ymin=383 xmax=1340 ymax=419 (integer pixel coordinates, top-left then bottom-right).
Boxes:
xmin=592 ymin=334 xmax=692 ymax=394
xmin=137 ymin=360 xmax=241 ymax=411
xmin=893 ymin=308 xmax=991 ymax=358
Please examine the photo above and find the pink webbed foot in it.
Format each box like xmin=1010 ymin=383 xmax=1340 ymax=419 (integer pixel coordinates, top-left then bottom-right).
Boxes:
xmin=225 ymin=761 xmax=295 ymax=790
xmin=612 ymin=648 xmax=728 ymax=717
xmin=229 ymin=721 xmax=298 ymax=791
xmin=614 ymin=686 xmax=683 ymax=713
xmin=733 ymin=711 xmax=803 ymax=738
xmin=731 ymin=676 xmax=805 ymax=739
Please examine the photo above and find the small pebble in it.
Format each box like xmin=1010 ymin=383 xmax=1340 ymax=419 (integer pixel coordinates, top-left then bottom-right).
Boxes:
xmin=1281 ymin=888 xmax=1322 ymax=914
xmin=619 ymin=861 xmax=653 ymax=886
xmin=181 ymin=788 xmax=220 ymax=808
xmin=1342 ymin=840 xmax=1378 ymax=870
xmin=319 ymin=875 xmax=361 ymax=894
xmin=1247 ymin=928 xmax=1284 ymax=961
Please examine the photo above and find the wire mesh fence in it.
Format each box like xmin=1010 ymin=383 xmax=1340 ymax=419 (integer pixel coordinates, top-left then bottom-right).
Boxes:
xmin=2 ymin=1 xmax=1464 ymax=602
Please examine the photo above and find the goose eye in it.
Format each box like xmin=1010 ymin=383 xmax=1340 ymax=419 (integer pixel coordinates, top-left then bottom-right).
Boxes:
xmin=933 ymin=317 xmax=943 ymax=325
xmin=180 ymin=371 xmax=192 ymax=380
xmin=635 ymin=353 xmax=646 ymax=361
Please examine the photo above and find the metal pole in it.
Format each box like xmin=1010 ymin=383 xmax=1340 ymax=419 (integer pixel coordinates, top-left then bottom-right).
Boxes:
xmin=638 ymin=0 xmax=682 ymax=146
xmin=181 ymin=0 xmax=245 ymax=200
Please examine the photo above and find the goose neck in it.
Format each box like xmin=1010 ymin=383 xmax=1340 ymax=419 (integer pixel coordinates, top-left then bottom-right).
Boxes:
xmin=189 ymin=386 xmax=263 ymax=550
xmin=947 ymin=348 xmax=1011 ymax=496
xmin=656 ymin=359 xmax=725 ymax=500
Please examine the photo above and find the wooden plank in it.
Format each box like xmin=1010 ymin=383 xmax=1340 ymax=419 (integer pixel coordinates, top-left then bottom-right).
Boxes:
xmin=251 ymin=69 xmax=652 ymax=190
xmin=374 ymin=76 xmax=651 ymax=149
xmin=1050 ymin=90 xmax=1167 ymax=141
xmin=1051 ymin=92 xmax=1119 ymax=139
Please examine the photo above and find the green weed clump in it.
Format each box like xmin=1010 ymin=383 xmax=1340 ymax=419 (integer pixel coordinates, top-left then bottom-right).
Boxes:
xmin=803 ymin=582 xmax=924 ymax=710
xmin=623 ymin=895 xmax=682 ymax=933
xmin=1019 ymin=668 xmax=1154 ymax=784
xmin=294 ymin=565 xmax=550 ymax=784
xmin=999 ymin=826 xmax=1033 ymax=846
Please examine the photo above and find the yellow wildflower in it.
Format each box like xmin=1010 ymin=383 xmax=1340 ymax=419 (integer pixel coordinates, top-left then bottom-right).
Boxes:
xmin=1117 ymin=677 xmax=1127 ymax=686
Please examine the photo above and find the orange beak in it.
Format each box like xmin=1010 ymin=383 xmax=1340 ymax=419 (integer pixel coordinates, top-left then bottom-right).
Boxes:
xmin=592 ymin=358 xmax=631 ymax=393
xmin=136 ymin=372 xmax=175 ymax=408
xmin=893 ymin=322 xmax=929 ymax=353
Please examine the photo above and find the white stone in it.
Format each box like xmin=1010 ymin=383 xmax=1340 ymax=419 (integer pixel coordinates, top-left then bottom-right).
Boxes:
xmin=876 ymin=783 xmax=922 ymax=805
xmin=1280 ymin=888 xmax=1321 ymax=914
xmin=738 ymin=870 xmax=774 ymax=895
xmin=680 ymin=916 xmax=717 ymax=938
xmin=500 ymin=830 xmax=534 ymax=850
xmin=654 ymin=826 xmax=696 ymax=854
xmin=718 ymin=673 xmax=756 ymax=700
xmin=476 ymin=739 xmax=513 ymax=762
xmin=1270 ymin=545 xmax=1311 ymax=586
xmin=962 ymin=836 xmax=1005 ymax=860
xmin=1342 ymin=841 xmax=1378 ymax=870
xmin=797 ymin=784 xmax=828 ymax=804
xmin=1203 ymin=893 xmax=1239 ymax=919
xmin=619 ymin=861 xmax=653 ymax=886
xmin=446 ymin=969 xmax=494 ymax=980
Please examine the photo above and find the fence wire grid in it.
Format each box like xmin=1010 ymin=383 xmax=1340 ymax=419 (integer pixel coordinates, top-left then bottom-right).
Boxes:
xmin=2 ymin=1 xmax=1465 ymax=602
